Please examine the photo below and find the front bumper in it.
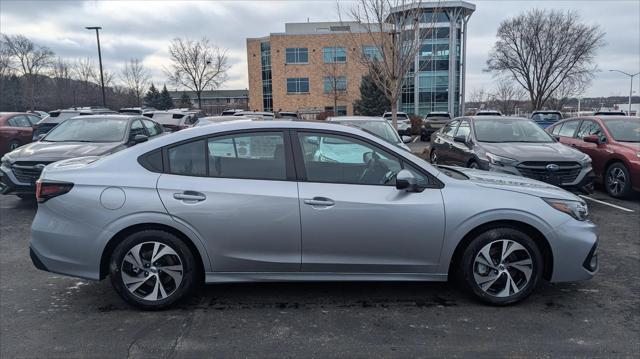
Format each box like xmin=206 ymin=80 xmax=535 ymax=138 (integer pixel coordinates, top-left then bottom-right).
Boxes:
xmin=0 ymin=165 xmax=36 ymax=195
xmin=548 ymin=219 xmax=599 ymax=282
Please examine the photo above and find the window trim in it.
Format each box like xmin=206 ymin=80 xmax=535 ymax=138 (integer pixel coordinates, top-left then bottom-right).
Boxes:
xmin=290 ymin=129 xmax=443 ymax=188
xmin=158 ymin=128 xmax=297 ymax=181
xmin=286 ymin=77 xmax=310 ymax=94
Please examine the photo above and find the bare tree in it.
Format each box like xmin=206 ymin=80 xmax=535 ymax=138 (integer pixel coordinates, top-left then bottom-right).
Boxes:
xmin=120 ymin=58 xmax=150 ymax=106
xmin=2 ymin=34 xmax=54 ymax=110
xmin=321 ymin=59 xmax=350 ymax=115
xmin=165 ymin=37 xmax=230 ymax=109
xmin=0 ymin=36 xmax=13 ymax=78
xmin=546 ymin=77 xmax=586 ymax=111
xmin=343 ymin=0 xmax=436 ymax=129
xmin=488 ymin=78 xmax=526 ymax=115
xmin=486 ymin=9 xmax=606 ymax=110
xmin=51 ymin=57 xmax=75 ymax=108
xmin=74 ymin=57 xmax=97 ymax=105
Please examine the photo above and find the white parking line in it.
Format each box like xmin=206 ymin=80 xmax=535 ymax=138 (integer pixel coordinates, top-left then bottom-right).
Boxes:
xmin=412 ymin=136 xmax=419 ymax=143
xmin=579 ymin=195 xmax=635 ymax=213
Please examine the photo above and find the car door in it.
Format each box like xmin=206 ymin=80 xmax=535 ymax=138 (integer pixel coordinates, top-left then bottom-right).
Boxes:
xmin=574 ymin=120 xmax=608 ymax=176
xmin=293 ymin=130 xmax=445 ymax=273
xmin=12 ymin=115 xmax=33 ymax=144
xmin=433 ymin=120 xmax=459 ymax=164
xmin=449 ymin=119 xmax=472 ymax=165
xmin=156 ymin=130 xmax=301 ymax=272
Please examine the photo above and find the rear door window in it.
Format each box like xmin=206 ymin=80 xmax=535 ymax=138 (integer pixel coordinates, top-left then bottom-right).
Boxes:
xmin=558 ymin=120 xmax=580 ymax=138
xmin=168 ymin=140 xmax=206 ymax=176
xmin=208 ymin=132 xmax=286 ymax=180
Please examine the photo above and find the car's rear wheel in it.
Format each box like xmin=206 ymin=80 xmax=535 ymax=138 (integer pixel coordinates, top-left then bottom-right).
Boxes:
xmin=460 ymin=227 xmax=543 ymax=305
xmin=605 ymin=162 xmax=632 ymax=198
xmin=468 ymin=160 xmax=479 ymax=169
xmin=109 ymin=230 xmax=198 ymax=310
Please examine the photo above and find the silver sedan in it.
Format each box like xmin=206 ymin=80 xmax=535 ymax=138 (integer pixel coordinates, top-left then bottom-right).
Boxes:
xmin=30 ymin=120 xmax=598 ymax=310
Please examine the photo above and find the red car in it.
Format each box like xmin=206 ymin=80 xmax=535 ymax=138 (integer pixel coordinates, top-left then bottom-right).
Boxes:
xmin=0 ymin=112 xmax=42 ymax=156
xmin=548 ymin=116 xmax=640 ymax=198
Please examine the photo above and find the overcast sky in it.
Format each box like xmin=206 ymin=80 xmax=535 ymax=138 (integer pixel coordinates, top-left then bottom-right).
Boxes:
xmin=1 ymin=0 xmax=638 ymax=98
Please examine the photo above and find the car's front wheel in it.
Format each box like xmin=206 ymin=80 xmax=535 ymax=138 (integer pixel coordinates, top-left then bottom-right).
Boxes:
xmin=430 ymin=150 xmax=438 ymax=164
xmin=109 ymin=230 xmax=198 ymax=310
xmin=460 ymin=227 xmax=543 ymax=305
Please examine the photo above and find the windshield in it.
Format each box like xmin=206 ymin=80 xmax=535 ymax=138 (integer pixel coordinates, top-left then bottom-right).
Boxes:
xmin=44 ymin=118 xmax=128 ymax=142
xmin=532 ymin=113 xmax=561 ymax=122
xmin=604 ymin=119 xmax=640 ymax=142
xmin=473 ymin=118 xmax=555 ymax=143
xmin=338 ymin=120 xmax=401 ymax=144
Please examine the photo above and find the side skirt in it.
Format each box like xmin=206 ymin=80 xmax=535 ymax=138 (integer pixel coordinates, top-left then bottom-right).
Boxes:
xmin=205 ymin=272 xmax=448 ymax=284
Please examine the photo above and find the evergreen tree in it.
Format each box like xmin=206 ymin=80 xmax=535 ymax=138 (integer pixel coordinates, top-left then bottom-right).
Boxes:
xmin=143 ymin=83 xmax=161 ymax=108
xmin=353 ymin=71 xmax=390 ymax=116
xmin=158 ymin=85 xmax=174 ymax=110
xmin=177 ymin=92 xmax=192 ymax=108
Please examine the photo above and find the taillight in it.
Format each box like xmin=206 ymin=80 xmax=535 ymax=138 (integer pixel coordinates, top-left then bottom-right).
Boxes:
xmin=36 ymin=180 xmax=74 ymax=203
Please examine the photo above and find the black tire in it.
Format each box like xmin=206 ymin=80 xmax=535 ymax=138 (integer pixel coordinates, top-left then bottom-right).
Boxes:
xmin=429 ymin=149 xmax=438 ymax=164
xmin=7 ymin=140 xmax=20 ymax=152
xmin=109 ymin=230 xmax=198 ymax=310
xmin=420 ymin=134 xmax=427 ymax=142
xmin=17 ymin=194 xmax=35 ymax=200
xmin=468 ymin=160 xmax=479 ymax=169
xmin=460 ymin=227 xmax=543 ymax=305
xmin=605 ymin=162 xmax=632 ymax=199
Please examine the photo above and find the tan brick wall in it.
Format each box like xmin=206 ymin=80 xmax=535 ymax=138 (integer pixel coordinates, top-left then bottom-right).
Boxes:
xmin=246 ymin=38 xmax=264 ymax=112
xmin=247 ymin=32 xmax=379 ymax=116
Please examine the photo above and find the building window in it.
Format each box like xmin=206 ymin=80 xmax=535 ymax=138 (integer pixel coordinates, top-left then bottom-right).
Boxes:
xmin=323 ymin=76 xmax=347 ymax=93
xmin=336 ymin=106 xmax=347 ymax=116
xmin=287 ymin=78 xmax=310 ymax=94
xmin=285 ymin=48 xmax=308 ymax=64
xmin=323 ymin=47 xmax=346 ymax=63
xmin=362 ymin=45 xmax=382 ymax=61
xmin=260 ymin=42 xmax=273 ymax=112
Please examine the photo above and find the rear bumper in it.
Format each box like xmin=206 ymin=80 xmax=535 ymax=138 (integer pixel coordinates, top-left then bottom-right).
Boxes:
xmin=0 ymin=165 xmax=36 ymax=195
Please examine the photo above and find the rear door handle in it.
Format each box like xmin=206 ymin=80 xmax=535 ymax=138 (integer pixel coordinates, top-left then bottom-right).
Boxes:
xmin=304 ymin=197 xmax=335 ymax=207
xmin=173 ymin=191 xmax=206 ymax=202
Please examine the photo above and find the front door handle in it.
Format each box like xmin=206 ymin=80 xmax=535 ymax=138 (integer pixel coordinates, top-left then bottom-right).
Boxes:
xmin=304 ymin=197 xmax=335 ymax=207
xmin=173 ymin=191 xmax=206 ymax=202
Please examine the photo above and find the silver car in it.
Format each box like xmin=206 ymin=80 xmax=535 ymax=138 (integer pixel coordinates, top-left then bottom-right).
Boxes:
xmin=30 ymin=121 xmax=598 ymax=310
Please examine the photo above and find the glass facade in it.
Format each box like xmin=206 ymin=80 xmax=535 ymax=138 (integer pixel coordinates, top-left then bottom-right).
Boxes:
xmin=260 ymin=42 xmax=273 ymax=112
xmin=398 ymin=8 xmax=468 ymax=117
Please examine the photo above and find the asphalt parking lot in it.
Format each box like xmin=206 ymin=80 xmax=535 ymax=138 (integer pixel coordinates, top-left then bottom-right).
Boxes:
xmin=1 ymin=143 xmax=639 ymax=358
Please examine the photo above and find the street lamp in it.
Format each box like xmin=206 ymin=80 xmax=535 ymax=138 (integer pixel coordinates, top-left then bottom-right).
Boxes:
xmin=609 ymin=69 xmax=639 ymax=116
xmin=86 ymin=26 xmax=106 ymax=107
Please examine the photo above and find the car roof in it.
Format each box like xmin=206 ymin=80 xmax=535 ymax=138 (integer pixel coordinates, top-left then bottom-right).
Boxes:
xmin=468 ymin=116 xmax=526 ymax=121
xmin=65 ymin=114 xmax=141 ymax=120
xmin=532 ymin=110 xmax=561 ymax=113
xmin=327 ymin=116 xmax=385 ymax=122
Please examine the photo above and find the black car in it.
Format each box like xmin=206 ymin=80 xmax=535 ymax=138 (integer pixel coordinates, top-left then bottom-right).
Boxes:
xmin=428 ymin=116 xmax=594 ymax=192
xmin=420 ymin=112 xmax=452 ymax=141
xmin=0 ymin=115 xmax=163 ymax=197
xmin=33 ymin=107 xmax=117 ymax=140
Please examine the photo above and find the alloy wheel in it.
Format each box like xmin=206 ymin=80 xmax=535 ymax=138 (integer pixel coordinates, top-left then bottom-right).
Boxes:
xmin=9 ymin=142 xmax=19 ymax=150
xmin=607 ymin=167 xmax=626 ymax=195
xmin=430 ymin=151 xmax=438 ymax=164
xmin=120 ymin=241 xmax=183 ymax=301
xmin=473 ymin=240 xmax=533 ymax=298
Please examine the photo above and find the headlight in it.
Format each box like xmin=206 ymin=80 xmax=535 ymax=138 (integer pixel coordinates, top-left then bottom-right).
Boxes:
xmin=580 ymin=154 xmax=592 ymax=165
xmin=636 ymin=152 xmax=640 ymax=158
xmin=543 ymin=198 xmax=589 ymax=221
xmin=486 ymin=152 xmax=518 ymax=166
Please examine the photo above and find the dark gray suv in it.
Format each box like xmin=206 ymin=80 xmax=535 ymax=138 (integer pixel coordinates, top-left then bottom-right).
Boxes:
xmin=429 ymin=116 xmax=594 ymax=192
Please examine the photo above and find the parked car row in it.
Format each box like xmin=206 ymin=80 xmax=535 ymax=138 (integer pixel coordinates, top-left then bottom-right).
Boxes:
xmin=27 ymin=118 xmax=599 ymax=310
xmin=427 ymin=114 xmax=639 ymax=198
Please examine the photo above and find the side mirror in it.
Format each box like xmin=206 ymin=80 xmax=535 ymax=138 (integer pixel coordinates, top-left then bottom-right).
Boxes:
xmin=131 ymin=134 xmax=148 ymax=144
xmin=453 ymin=135 xmax=467 ymax=144
xmin=401 ymin=135 xmax=412 ymax=144
xmin=395 ymin=169 xmax=420 ymax=192
xmin=583 ymin=135 xmax=600 ymax=144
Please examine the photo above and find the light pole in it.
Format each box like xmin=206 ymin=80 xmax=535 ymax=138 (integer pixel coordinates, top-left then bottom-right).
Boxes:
xmin=86 ymin=26 xmax=106 ymax=107
xmin=609 ymin=69 xmax=639 ymax=116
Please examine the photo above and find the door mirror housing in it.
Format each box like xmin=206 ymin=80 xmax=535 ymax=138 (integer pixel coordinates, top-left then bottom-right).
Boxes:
xmin=401 ymin=135 xmax=412 ymax=144
xmin=395 ymin=169 xmax=420 ymax=192
xmin=453 ymin=135 xmax=467 ymax=144
xmin=583 ymin=135 xmax=600 ymax=144
xmin=131 ymin=134 xmax=148 ymax=144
